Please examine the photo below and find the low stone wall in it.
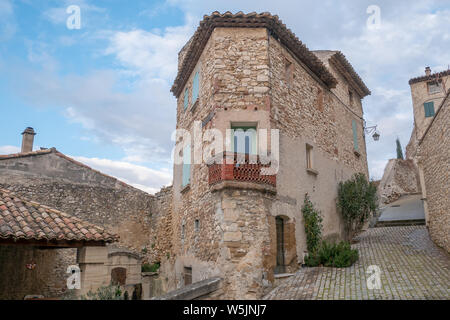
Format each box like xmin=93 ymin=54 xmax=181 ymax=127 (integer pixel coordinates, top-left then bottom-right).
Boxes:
xmin=152 ymin=277 xmax=222 ymax=300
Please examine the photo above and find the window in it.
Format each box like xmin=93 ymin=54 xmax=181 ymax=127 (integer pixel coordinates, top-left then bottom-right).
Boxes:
xmin=194 ymin=219 xmax=200 ymax=232
xmin=424 ymin=101 xmax=435 ymax=117
xmin=181 ymin=223 xmax=185 ymax=240
xmin=192 ymin=71 xmax=199 ymax=103
xmin=352 ymin=119 xmax=359 ymax=152
xmin=427 ymin=81 xmax=441 ymax=94
xmin=184 ymin=88 xmax=189 ymax=110
xmin=231 ymin=126 xmax=257 ymax=155
xmin=182 ymin=144 xmax=191 ymax=187
xmin=349 ymin=90 xmax=354 ymax=107
xmin=306 ymin=144 xmax=313 ymax=169
xmin=184 ymin=267 xmax=192 ymax=286
xmin=285 ymin=60 xmax=293 ymax=86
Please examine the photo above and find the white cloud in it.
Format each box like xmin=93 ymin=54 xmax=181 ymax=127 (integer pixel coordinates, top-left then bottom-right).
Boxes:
xmin=0 ymin=0 xmax=16 ymax=40
xmin=0 ymin=145 xmax=20 ymax=155
xmin=71 ymin=156 xmax=172 ymax=194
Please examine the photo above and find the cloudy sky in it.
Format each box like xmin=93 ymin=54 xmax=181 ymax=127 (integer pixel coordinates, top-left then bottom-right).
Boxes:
xmin=0 ymin=0 xmax=449 ymax=193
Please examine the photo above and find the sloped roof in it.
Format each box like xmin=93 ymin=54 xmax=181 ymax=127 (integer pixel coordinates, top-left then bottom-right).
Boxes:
xmin=171 ymin=11 xmax=338 ymax=97
xmin=0 ymin=188 xmax=118 ymax=245
xmin=0 ymin=148 xmax=135 ymax=190
xmin=409 ymin=69 xmax=450 ymax=85
xmin=313 ymin=50 xmax=371 ymax=97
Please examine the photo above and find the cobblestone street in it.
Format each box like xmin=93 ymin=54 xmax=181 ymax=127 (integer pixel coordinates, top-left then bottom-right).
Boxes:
xmin=264 ymin=226 xmax=450 ymax=300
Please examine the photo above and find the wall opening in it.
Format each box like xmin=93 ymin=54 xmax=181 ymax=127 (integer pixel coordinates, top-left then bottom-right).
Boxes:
xmin=184 ymin=267 xmax=192 ymax=286
xmin=275 ymin=216 xmax=286 ymax=274
xmin=111 ymin=267 xmax=127 ymax=286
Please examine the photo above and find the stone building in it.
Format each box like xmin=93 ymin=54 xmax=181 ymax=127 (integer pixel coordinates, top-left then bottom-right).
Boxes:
xmin=0 ymin=129 xmax=173 ymax=297
xmin=416 ymin=90 xmax=449 ymax=253
xmin=165 ymin=12 xmax=371 ymax=299
xmin=406 ymin=67 xmax=450 ymax=160
xmin=0 ymin=187 xmax=118 ymax=299
xmin=378 ymin=68 xmax=450 ymax=205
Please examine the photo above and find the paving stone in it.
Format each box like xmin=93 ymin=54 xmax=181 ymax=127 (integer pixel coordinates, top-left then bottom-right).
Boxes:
xmin=263 ymin=226 xmax=450 ymax=300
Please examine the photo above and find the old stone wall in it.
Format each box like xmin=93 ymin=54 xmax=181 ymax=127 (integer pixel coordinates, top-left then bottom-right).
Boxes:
xmin=417 ymin=96 xmax=449 ymax=253
xmin=0 ymin=245 xmax=75 ymax=299
xmin=378 ymin=159 xmax=421 ymax=204
xmin=0 ymin=151 xmax=174 ymax=298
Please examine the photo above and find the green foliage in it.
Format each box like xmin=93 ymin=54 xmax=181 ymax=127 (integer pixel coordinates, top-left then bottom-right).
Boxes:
xmin=304 ymin=241 xmax=359 ymax=268
xmin=81 ymin=285 xmax=124 ymax=300
xmin=337 ymin=173 xmax=378 ymax=241
xmin=301 ymin=194 xmax=323 ymax=254
xmin=396 ymin=138 xmax=404 ymax=159
xmin=141 ymin=262 xmax=160 ymax=273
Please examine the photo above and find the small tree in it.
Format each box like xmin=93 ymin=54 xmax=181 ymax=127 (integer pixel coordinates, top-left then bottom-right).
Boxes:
xmin=396 ymin=138 xmax=404 ymax=160
xmin=302 ymin=194 xmax=323 ymax=254
xmin=337 ymin=173 xmax=378 ymax=241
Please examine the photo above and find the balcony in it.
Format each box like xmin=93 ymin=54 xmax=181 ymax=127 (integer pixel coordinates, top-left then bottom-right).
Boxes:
xmin=207 ymin=152 xmax=277 ymax=192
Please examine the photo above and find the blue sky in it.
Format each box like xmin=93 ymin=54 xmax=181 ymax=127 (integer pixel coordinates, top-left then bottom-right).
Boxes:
xmin=1 ymin=0 xmax=449 ymax=193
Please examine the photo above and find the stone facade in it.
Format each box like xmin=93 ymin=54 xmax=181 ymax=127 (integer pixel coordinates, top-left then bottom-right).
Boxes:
xmin=417 ymin=92 xmax=449 ymax=253
xmin=0 ymin=149 xmax=173 ymax=297
xmin=167 ymin=13 xmax=371 ymax=299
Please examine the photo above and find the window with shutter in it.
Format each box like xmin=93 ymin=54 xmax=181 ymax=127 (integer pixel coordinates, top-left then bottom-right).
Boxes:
xmin=192 ymin=71 xmax=199 ymax=103
xmin=184 ymin=88 xmax=189 ymax=110
xmin=182 ymin=144 xmax=191 ymax=187
xmin=424 ymin=102 xmax=435 ymax=117
xmin=352 ymin=119 xmax=359 ymax=151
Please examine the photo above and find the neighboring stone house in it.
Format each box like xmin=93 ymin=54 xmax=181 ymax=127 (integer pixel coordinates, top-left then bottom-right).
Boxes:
xmin=0 ymin=129 xmax=173 ymax=297
xmin=0 ymin=188 xmax=118 ymax=299
xmin=166 ymin=12 xmax=371 ymax=299
xmin=379 ymin=67 xmax=450 ymax=204
xmin=416 ymin=90 xmax=449 ymax=253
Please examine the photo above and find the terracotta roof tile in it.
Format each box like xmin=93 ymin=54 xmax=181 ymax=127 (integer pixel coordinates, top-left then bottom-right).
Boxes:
xmin=409 ymin=69 xmax=450 ymax=85
xmin=0 ymin=188 xmax=118 ymax=243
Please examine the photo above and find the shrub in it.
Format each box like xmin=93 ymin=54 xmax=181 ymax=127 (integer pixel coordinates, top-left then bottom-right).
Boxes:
xmin=302 ymin=194 xmax=323 ymax=254
xmin=81 ymin=284 xmax=124 ymax=300
xmin=142 ymin=262 xmax=160 ymax=273
xmin=304 ymin=241 xmax=358 ymax=268
xmin=337 ymin=173 xmax=378 ymax=242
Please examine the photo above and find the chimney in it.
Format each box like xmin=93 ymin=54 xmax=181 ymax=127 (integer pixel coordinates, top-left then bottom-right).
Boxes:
xmin=425 ymin=66 xmax=431 ymax=76
xmin=21 ymin=127 xmax=36 ymax=153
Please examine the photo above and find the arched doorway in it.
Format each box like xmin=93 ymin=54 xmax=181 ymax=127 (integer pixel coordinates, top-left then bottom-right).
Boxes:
xmin=275 ymin=216 xmax=286 ymax=274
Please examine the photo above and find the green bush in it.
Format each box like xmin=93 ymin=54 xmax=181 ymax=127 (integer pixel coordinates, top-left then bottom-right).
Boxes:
xmin=302 ymin=194 xmax=323 ymax=254
xmin=304 ymin=241 xmax=358 ymax=268
xmin=337 ymin=173 xmax=378 ymax=241
xmin=81 ymin=285 xmax=124 ymax=300
xmin=142 ymin=262 xmax=160 ymax=273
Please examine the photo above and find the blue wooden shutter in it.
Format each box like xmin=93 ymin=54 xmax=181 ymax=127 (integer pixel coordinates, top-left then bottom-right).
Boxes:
xmin=424 ymin=102 xmax=435 ymax=117
xmin=192 ymin=71 xmax=199 ymax=102
xmin=184 ymin=88 xmax=189 ymax=110
xmin=352 ymin=120 xmax=359 ymax=151
xmin=182 ymin=144 xmax=191 ymax=187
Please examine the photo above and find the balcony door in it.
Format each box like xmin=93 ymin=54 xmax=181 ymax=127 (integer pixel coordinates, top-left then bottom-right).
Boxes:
xmin=231 ymin=125 xmax=257 ymax=155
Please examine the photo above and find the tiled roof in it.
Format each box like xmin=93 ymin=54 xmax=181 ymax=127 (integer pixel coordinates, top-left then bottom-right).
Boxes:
xmin=313 ymin=50 xmax=371 ymax=97
xmin=171 ymin=11 xmax=338 ymax=97
xmin=409 ymin=69 xmax=450 ymax=85
xmin=0 ymin=188 xmax=118 ymax=244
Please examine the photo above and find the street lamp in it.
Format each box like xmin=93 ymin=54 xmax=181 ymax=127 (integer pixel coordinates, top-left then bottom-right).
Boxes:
xmin=364 ymin=124 xmax=380 ymax=141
